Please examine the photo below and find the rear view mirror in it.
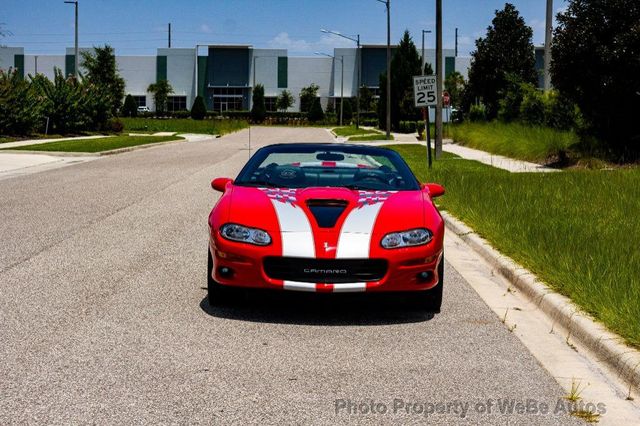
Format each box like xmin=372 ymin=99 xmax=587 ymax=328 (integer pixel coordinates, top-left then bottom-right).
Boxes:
xmin=211 ymin=177 xmax=233 ymax=192
xmin=425 ymin=183 xmax=445 ymax=198
xmin=316 ymin=152 xmax=345 ymax=162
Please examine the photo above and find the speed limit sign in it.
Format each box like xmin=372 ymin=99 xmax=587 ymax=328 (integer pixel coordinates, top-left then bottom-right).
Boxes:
xmin=413 ymin=75 xmax=437 ymax=107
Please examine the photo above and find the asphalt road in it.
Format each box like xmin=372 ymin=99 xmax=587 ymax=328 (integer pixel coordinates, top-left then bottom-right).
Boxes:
xmin=0 ymin=127 xmax=581 ymax=424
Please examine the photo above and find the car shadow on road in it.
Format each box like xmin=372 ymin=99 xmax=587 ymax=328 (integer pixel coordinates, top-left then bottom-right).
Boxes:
xmin=199 ymin=290 xmax=435 ymax=326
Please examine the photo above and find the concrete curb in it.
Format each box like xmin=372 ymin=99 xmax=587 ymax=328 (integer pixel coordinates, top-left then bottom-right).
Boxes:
xmin=0 ymin=138 xmax=186 ymax=157
xmin=442 ymin=210 xmax=640 ymax=391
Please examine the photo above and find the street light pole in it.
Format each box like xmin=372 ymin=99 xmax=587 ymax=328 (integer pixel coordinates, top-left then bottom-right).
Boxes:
xmin=421 ymin=29 xmax=432 ymax=75
xmin=381 ymin=0 xmax=391 ymax=139
xmin=320 ymin=29 xmax=361 ymax=128
xmin=64 ymin=0 xmax=78 ymax=80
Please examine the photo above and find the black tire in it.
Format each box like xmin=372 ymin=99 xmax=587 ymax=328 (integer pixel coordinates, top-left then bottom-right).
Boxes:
xmin=424 ymin=254 xmax=444 ymax=313
xmin=208 ymin=249 xmax=230 ymax=306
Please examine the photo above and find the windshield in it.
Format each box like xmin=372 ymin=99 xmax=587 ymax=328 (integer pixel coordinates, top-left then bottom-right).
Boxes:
xmin=235 ymin=144 xmax=420 ymax=191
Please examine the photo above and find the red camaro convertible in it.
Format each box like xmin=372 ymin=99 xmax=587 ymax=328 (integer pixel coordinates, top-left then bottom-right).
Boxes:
xmin=208 ymin=143 xmax=445 ymax=312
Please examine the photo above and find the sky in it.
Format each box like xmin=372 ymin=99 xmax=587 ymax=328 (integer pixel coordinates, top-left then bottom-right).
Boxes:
xmin=0 ymin=0 xmax=567 ymax=56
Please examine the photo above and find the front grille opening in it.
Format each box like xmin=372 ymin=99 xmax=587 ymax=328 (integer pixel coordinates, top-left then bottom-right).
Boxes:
xmin=306 ymin=199 xmax=348 ymax=228
xmin=264 ymin=257 xmax=387 ymax=283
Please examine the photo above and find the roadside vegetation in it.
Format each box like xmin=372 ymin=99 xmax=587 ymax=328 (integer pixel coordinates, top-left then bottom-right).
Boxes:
xmin=6 ymin=135 xmax=182 ymax=153
xmin=348 ymin=134 xmax=394 ymax=142
xmin=392 ymin=144 xmax=640 ymax=347
xmin=450 ymin=122 xmax=578 ymax=163
xmin=121 ymin=118 xmax=247 ymax=136
xmin=332 ymin=126 xmax=380 ymax=138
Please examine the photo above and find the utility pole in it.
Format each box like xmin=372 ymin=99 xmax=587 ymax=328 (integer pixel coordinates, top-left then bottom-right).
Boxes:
xmin=64 ymin=0 xmax=79 ymax=80
xmin=340 ymin=56 xmax=344 ymax=126
xmin=455 ymin=27 xmax=458 ymax=57
xmin=421 ymin=29 xmax=432 ymax=74
xmin=168 ymin=23 xmax=172 ymax=48
xmin=544 ymin=0 xmax=553 ymax=90
xmin=435 ymin=0 xmax=443 ymax=158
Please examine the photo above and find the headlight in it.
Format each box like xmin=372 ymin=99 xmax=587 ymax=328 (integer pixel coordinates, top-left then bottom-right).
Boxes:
xmin=220 ymin=223 xmax=272 ymax=246
xmin=381 ymin=228 xmax=433 ymax=249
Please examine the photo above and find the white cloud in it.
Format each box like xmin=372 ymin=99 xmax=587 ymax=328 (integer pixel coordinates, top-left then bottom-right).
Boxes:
xmin=200 ymin=24 xmax=212 ymax=34
xmin=267 ymin=32 xmax=353 ymax=54
xmin=457 ymin=36 xmax=472 ymax=46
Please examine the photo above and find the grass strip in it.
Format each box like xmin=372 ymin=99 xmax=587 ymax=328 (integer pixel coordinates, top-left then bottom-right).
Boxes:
xmin=6 ymin=135 xmax=183 ymax=153
xmin=333 ymin=126 xmax=381 ymax=137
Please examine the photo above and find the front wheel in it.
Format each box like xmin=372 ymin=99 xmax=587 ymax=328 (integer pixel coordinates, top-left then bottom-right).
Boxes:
xmin=208 ymin=249 xmax=230 ymax=306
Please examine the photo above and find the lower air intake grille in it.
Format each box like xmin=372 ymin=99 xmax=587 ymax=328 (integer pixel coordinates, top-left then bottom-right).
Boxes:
xmin=263 ymin=257 xmax=387 ymax=283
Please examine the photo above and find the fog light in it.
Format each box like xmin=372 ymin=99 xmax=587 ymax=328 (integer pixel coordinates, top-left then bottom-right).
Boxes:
xmin=417 ymin=271 xmax=433 ymax=282
xmin=218 ymin=266 xmax=233 ymax=278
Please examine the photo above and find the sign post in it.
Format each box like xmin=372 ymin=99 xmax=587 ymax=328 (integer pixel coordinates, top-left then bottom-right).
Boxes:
xmin=413 ymin=75 xmax=438 ymax=169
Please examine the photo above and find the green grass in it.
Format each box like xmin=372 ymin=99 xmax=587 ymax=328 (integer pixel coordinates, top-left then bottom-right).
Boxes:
xmin=6 ymin=135 xmax=183 ymax=153
xmin=121 ymin=117 xmax=248 ymax=135
xmin=0 ymin=136 xmax=18 ymax=143
xmin=333 ymin=125 xmax=381 ymax=137
xmin=391 ymin=144 xmax=640 ymax=347
xmin=450 ymin=121 xmax=579 ymax=163
xmin=348 ymin=134 xmax=394 ymax=141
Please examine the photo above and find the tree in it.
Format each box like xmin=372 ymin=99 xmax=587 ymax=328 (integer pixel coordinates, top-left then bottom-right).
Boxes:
xmin=147 ymin=80 xmax=173 ymax=115
xmin=81 ymin=45 xmax=125 ymax=116
xmin=122 ymin=94 xmax=138 ymax=117
xmin=31 ymin=69 xmax=91 ymax=134
xmin=299 ymin=83 xmax=319 ymax=113
xmin=497 ymin=73 xmax=526 ymax=122
xmin=359 ymin=86 xmax=374 ymax=112
xmin=308 ymin=97 xmax=324 ymax=122
xmin=465 ymin=3 xmax=537 ymax=119
xmin=424 ymin=62 xmax=434 ymax=75
xmin=276 ymin=89 xmax=294 ymax=112
xmin=378 ymin=30 xmax=422 ymax=131
xmin=191 ymin=95 xmax=207 ymax=120
xmin=342 ymin=98 xmax=353 ymax=122
xmin=251 ymin=84 xmax=266 ymax=123
xmin=552 ymin=0 xmax=640 ymax=158
xmin=444 ymin=71 xmax=465 ymax=109
xmin=0 ymin=69 xmax=42 ymax=135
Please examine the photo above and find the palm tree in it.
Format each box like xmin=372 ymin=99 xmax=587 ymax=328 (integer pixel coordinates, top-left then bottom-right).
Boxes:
xmin=147 ymin=80 xmax=173 ymax=114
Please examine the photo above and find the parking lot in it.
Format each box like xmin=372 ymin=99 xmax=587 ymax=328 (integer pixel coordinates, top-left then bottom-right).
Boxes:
xmin=0 ymin=127 xmax=582 ymax=424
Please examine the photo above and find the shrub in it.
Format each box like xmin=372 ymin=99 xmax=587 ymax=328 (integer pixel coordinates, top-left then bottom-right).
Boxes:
xmin=191 ymin=96 xmax=207 ymax=120
xmin=0 ymin=69 xmax=42 ymax=135
xmin=299 ymin=84 xmax=319 ymax=113
xmin=468 ymin=104 xmax=487 ymax=122
xmin=308 ymin=98 xmax=324 ymax=122
xmin=342 ymin=98 xmax=353 ymax=122
xmin=122 ymin=95 xmax=138 ymax=118
xmin=107 ymin=117 xmax=124 ymax=133
xmin=250 ymin=85 xmax=266 ymax=123
xmin=520 ymin=86 xmax=545 ymax=126
xmin=497 ymin=74 xmax=525 ymax=122
xmin=398 ymin=121 xmax=417 ymax=133
xmin=544 ymin=90 xmax=578 ymax=131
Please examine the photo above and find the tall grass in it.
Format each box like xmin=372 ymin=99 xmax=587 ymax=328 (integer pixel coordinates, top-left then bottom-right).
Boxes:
xmin=392 ymin=144 xmax=640 ymax=347
xmin=450 ymin=121 xmax=579 ymax=163
xmin=121 ymin=118 xmax=248 ymax=136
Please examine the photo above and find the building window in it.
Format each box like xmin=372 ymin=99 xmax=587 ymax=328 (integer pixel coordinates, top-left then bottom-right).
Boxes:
xmin=132 ymin=96 xmax=146 ymax=107
xmin=264 ymin=97 xmax=277 ymax=112
xmin=167 ymin=96 xmax=187 ymax=112
xmin=212 ymin=87 xmax=244 ymax=112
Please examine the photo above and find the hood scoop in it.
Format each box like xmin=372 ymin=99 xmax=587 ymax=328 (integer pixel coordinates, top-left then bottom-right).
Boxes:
xmin=306 ymin=199 xmax=348 ymax=228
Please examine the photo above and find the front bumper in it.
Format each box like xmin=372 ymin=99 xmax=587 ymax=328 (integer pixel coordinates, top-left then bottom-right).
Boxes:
xmin=209 ymin=235 xmax=443 ymax=293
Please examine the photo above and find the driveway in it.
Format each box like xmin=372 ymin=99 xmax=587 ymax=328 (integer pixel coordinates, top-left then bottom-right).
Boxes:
xmin=0 ymin=127 xmax=581 ymax=424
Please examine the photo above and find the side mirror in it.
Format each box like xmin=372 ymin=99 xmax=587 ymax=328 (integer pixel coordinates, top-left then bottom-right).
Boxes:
xmin=424 ymin=183 xmax=445 ymax=198
xmin=211 ymin=177 xmax=233 ymax=193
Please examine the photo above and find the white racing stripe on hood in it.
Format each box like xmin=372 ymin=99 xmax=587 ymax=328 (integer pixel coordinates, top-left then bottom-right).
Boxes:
xmin=270 ymin=200 xmax=316 ymax=258
xmin=335 ymin=202 xmax=384 ymax=258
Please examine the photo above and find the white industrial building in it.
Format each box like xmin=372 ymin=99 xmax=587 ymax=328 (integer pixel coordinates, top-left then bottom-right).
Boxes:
xmin=0 ymin=44 xmax=471 ymax=113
